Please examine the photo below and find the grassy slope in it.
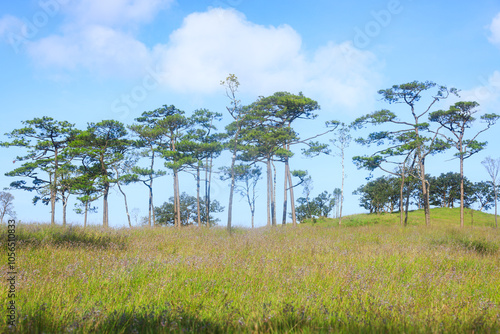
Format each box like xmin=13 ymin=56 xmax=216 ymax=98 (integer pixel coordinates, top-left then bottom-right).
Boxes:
xmin=304 ymin=207 xmax=499 ymax=228
xmin=1 ymin=209 xmax=499 ymax=333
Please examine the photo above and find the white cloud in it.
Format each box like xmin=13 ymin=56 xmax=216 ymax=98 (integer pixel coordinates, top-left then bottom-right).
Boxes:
xmin=16 ymin=0 xmax=171 ymax=77
xmin=488 ymin=12 xmax=500 ymax=47
xmin=458 ymin=71 xmax=500 ymax=111
xmin=155 ymin=8 xmax=381 ymax=110
xmin=27 ymin=25 xmax=152 ymax=76
xmin=4 ymin=5 xmax=382 ymax=111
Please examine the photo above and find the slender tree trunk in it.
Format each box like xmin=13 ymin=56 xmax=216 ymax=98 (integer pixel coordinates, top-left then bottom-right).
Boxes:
xmin=207 ymin=155 xmax=213 ymax=227
xmin=339 ymin=147 xmax=345 ymax=226
xmin=424 ymin=179 xmax=431 ymax=224
xmin=400 ymin=169 xmax=405 ymax=226
xmin=271 ymin=160 xmax=277 ymax=226
xmin=117 ymin=181 xmax=132 ymax=228
xmin=147 ymin=185 xmax=152 ymax=227
xmin=205 ymin=156 xmax=209 ymax=227
xmin=148 ymin=150 xmax=155 ymax=227
xmin=285 ymin=141 xmax=297 ymax=226
xmin=282 ymin=156 xmax=288 ymax=226
xmin=244 ymin=179 xmax=256 ymax=229
xmin=459 ymin=146 xmax=465 ymax=228
xmin=173 ymin=173 xmax=178 ymax=227
xmin=196 ymin=165 xmax=201 ymax=227
xmin=174 ymin=170 xmax=181 ymax=228
xmin=147 ymin=184 xmax=155 ymax=227
xmin=49 ymin=172 xmax=56 ymax=225
xmin=152 ymin=149 xmax=157 ymax=226
xmin=62 ymin=192 xmax=68 ymax=226
xmin=267 ymin=158 xmax=271 ymax=227
xmin=103 ymin=184 xmax=109 ymax=228
xmin=404 ymin=189 xmax=411 ymax=226
xmin=227 ymin=131 xmax=241 ymax=232
xmin=287 ymin=165 xmax=297 ymax=226
xmin=52 ymin=148 xmax=59 ymax=225
xmin=419 ymin=156 xmax=430 ymax=226
xmin=495 ymin=183 xmax=498 ymax=228
xmin=84 ymin=200 xmax=88 ymax=228
xmin=177 ymin=172 xmax=182 ymax=228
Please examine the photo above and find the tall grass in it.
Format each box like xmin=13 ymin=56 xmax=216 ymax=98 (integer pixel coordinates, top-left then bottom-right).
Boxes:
xmin=1 ymin=212 xmax=499 ymax=333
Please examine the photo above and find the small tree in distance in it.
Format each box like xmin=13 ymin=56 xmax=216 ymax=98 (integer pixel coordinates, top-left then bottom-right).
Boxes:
xmin=221 ymin=164 xmax=262 ymax=229
xmin=0 ymin=191 xmax=16 ymax=223
xmin=482 ymin=156 xmax=500 ymax=228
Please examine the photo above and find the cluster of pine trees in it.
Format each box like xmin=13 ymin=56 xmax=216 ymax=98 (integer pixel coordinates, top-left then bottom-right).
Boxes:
xmin=1 ymin=76 xmax=340 ymax=229
xmin=2 ymin=78 xmax=499 ymax=229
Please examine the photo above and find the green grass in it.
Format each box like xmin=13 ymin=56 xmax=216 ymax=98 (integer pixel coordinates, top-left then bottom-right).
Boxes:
xmin=1 ymin=209 xmax=499 ymax=333
xmin=304 ymin=207 xmax=499 ymax=228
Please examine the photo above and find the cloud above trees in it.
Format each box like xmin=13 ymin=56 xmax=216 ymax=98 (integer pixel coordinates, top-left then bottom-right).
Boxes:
xmin=488 ymin=12 xmax=500 ymax=47
xmin=1 ymin=3 xmax=381 ymax=110
xmin=154 ymin=9 xmax=381 ymax=109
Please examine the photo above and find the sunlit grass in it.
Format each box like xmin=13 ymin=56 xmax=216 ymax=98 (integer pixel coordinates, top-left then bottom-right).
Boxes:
xmin=1 ymin=210 xmax=499 ymax=333
xmin=307 ymin=207 xmax=498 ymax=228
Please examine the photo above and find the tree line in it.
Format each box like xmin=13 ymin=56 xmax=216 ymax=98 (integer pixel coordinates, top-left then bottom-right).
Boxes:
xmin=354 ymin=172 xmax=498 ymax=218
xmin=1 ymin=78 xmax=499 ymax=228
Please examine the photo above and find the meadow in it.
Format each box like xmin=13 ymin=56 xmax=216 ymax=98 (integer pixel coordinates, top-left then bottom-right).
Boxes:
xmin=1 ymin=208 xmax=500 ymax=333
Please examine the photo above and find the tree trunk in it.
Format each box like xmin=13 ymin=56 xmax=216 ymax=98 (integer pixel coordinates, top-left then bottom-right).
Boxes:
xmin=339 ymin=146 xmax=345 ymax=226
xmin=271 ymin=160 xmax=277 ymax=226
xmin=205 ymin=156 xmax=209 ymax=227
xmin=103 ymin=183 xmax=109 ymax=228
xmin=266 ymin=158 xmax=271 ymax=227
xmin=400 ymin=170 xmax=405 ymax=226
xmin=207 ymin=155 xmax=213 ymax=228
xmin=84 ymin=200 xmax=88 ymax=228
xmin=147 ymin=185 xmax=152 ymax=227
xmin=424 ymin=180 xmax=431 ymax=225
xmin=244 ymin=178 xmax=256 ymax=229
xmin=173 ymin=173 xmax=178 ymax=227
xmin=282 ymin=156 xmax=288 ymax=226
xmin=151 ymin=149 xmax=157 ymax=226
xmin=495 ymin=182 xmax=498 ymax=228
xmin=459 ymin=148 xmax=465 ymax=228
xmin=227 ymin=139 xmax=240 ymax=233
xmin=419 ymin=156 xmax=430 ymax=226
xmin=49 ymin=172 xmax=56 ymax=225
xmin=117 ymin=180 xmax=132 ymax=228
xmin=404 ymin=189 xmax=411 ymax=226
xmin=196 ymin=165 xmax=201 ymax=227
xmin=147 ymin=151 xmax=153 ymax=227
xmin=62 ymin=192 xmax=68 ymax=226
xmin=287 ymin=165 xmax=297 ymax=226
xmin=174 ymin=170 xmax=181 ymax=228
xmin=52 ymin=148 xmax=59 ymax=225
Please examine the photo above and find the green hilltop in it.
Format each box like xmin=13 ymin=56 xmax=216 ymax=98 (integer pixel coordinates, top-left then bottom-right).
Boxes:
xmin=301 ymin=207 xmax=498 ymax=228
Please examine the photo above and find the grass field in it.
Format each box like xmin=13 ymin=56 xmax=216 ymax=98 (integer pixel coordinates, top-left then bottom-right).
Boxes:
xmin=1 ymin=208 xmax=499 ymax=333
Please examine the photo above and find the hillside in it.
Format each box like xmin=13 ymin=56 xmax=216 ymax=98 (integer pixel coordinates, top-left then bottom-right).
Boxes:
xmin=301 ymin=207 xmax=498 ymax=227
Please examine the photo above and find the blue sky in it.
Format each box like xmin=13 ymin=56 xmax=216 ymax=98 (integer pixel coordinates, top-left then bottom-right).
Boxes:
xmin=1 ymin=0 xmax=500 ymax=227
